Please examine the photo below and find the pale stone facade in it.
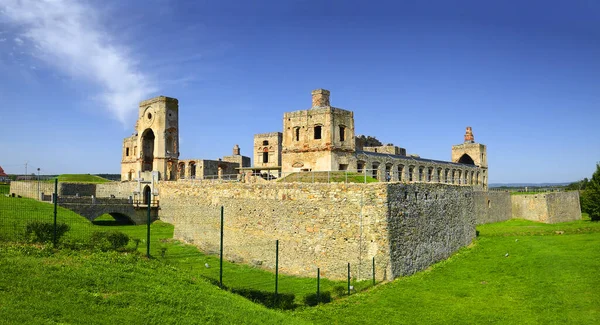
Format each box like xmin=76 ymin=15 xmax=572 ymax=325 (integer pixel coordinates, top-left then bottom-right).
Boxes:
xmin=253 ymin=133 xmax=282 ymax=170
xmin=121 ymin=97 xmax=249 ymax=182
xmin=121 ymin=96 xmax=180 ymax=181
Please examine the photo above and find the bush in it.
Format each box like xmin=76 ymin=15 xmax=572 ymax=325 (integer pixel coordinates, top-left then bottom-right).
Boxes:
xmin=89 ymin=231 xmax=130 ymax=251
xmin=303 ymin=291 xmax=332 ymax=306
xmin=25 ymin=221 xmax=70 ymax=244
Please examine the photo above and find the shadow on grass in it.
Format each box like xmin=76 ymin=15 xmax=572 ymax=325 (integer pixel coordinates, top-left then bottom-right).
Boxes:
xmin=201 ymin=275 xmax=298 ymax=310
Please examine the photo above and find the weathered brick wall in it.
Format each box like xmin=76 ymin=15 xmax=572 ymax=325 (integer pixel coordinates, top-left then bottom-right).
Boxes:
xmin=59 ymin=183 xmax=96 ymax=197
xmin=386 ymin=184 xmax=476 ymax=278
xmin=473 ymin=191 xmax=512 ymax=224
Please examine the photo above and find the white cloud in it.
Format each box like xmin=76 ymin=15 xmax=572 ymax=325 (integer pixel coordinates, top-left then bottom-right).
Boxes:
xmin=13 ymin=36 xmax=22 ymax=45
xmin=0 ymin=0 xmax=156 ymax=124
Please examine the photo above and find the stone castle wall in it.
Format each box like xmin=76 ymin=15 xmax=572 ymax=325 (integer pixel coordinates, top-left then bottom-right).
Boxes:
xmin=158 ymin=181 xmax=478 ymax=280
xmin=512 ymin=192 xmax=581 ymax=224
xmin=386 ymin=184 xmax=476 ymax=278
xmin=473 ymin=191 xmax=512 ymax=224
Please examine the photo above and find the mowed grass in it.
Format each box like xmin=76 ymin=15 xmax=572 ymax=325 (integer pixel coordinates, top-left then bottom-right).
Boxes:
xmin=2 ymin=194 xmax=600 ymax=324
xmin=0 ymin=196 xmax=372 ymax=308
xmin=293 ymin=218 xmax=600 ymax=324
xmin=46 ymin=174 xmax=113 ymax=183
xmin=280 ymin=171 xmax=378 ymax=183
xmin=0 ymin=245 xmax=307 ymax=324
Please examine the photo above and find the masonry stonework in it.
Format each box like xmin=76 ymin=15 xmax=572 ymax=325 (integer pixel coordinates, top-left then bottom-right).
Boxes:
xmin=511 ymin=192 xmax=581 ymax=224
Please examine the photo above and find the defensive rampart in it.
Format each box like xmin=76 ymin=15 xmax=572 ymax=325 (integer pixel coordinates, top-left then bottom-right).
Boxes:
xmin=511 ymin=192 xmax=581 ymax=224
xmin=158 ymin=182 xmax=477 ymax=280
xmin=473 ymin=191 xmax=512 ymax=224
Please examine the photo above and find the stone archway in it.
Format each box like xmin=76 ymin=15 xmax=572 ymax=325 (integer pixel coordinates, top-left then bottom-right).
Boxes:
xmin=141 ymin=129 xmax=155 ymax=172
xmin=458 ymin=153 xmax=475 ymax=165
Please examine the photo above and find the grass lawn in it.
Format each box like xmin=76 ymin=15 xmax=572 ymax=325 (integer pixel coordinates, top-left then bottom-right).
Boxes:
xmin=279 ymin=171 xmax=378 ymax=183
xmin=1 ymin=195 xmax=599 ymax=324
xmin=292 ymin=218 xmax=600 ymax=324
xmin=0 ymin=184 xmax=8 ymax=194
xmin=46 ymin=174 xmax=113 ymax=184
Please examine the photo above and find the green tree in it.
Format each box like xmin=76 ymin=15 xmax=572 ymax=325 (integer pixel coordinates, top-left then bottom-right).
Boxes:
xmin=581 ymin=163 xmax=600 ymax=221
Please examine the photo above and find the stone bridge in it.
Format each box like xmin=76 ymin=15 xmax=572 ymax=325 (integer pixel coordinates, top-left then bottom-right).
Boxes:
xmin=57 ymin=197 xmax=159 ymax=225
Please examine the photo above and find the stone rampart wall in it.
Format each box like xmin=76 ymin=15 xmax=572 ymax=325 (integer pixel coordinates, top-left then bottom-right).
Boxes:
xmin=158 ymin=181 xmax=389 ymax=280
xmin=473 ymin=191 xmax=512 ymax=224
xmin=546 ymin=192 xmax=581 ymax=223
xmin=511 ymin=191 xmax=581 ymax=224
xmin=386 ymin=184 xmax=476 ymax=278
xmin=158 ymin=181 xmax=479 ymax=280
xmin=511 ymin=194 xmax=549 ymax=222
xmin=9 ymin=181 xmax=55 ymax=199
xmin=96 ymin=182 xmax=137 ymax=198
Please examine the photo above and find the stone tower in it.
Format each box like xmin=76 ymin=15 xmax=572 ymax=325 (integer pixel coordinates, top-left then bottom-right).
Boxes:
xmin=451 ymin=126 xmax=487 ymax=188
xmin=281 ymin=89 xmax=355 ymax=172
xmin=121 ymin=96 xmax=180 ymax=181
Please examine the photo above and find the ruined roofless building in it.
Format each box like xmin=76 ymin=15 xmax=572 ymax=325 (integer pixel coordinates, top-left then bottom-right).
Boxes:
xmin=121 ymin=96 xmax=250 ymax=182
xmin=254 ymin=89 xmax=488 ymax=188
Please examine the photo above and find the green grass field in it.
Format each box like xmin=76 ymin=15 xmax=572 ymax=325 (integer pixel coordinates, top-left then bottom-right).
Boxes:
xmin=45 ymin=174 xmax=113 ymax=184
xmin=280 ymin=171 xmax=379 ymax=183
xmin=1 ymin=195 xmax=599 ymax=324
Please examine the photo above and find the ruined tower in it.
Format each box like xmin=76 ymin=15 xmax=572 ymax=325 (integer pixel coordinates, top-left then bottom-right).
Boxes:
xmin=451 ymin=126 xmax=487 ymax=188
xmin=121 ymin=96 xmax=180 ymax=181
xmin=281 ymin=89 xmax=355 ymax=172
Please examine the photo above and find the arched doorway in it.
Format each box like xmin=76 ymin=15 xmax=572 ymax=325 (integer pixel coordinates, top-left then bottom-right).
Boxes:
xmin=142 ymin=129 xmax=155 ymax=172
xmin=143 ymin=185 xmax=151 ymax=205
xmin=458 ymin=153 xmax=475 ymax=165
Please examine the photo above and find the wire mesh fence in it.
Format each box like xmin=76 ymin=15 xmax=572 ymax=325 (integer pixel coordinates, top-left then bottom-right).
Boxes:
xmin=0 ymin=181 xmax=382 ymax=309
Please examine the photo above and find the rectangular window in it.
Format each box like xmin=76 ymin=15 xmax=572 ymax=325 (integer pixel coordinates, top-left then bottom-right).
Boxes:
xmin=262 ymin=152 xmax=269 ymax=163
xmin=339 ymin=164 xmax=348 ymax=170
xmin=314 ymin=125 xmax=322 ymax=140
xmin=339 ymin=126 xmax=345 ymax=141
xmin=294 ymin=127 xmax=300 ymax=141
xmin=126 ymin=148 xmax=130 ymax=156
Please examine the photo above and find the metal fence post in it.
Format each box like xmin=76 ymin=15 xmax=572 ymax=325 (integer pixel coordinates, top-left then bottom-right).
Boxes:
xmin=53 ymin=178 xmax=58 ymax=247
xmin=146 ymin=190 xmax=151 ymax=258
xmin=347 ymin=262 xmax=351 ymax=295
xmin=317 ymin=267 xmax=320 ymax=303
xmin=220 ymin=206 xmax=224 ymax=288
xmin=372 ymin=257 xmax=375 ymax=286
xmin=275 ymin=239 xmax=279 ymax=305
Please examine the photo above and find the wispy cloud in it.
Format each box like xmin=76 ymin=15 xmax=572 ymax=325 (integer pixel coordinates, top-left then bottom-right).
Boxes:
xmin=0 ymin=0 xmax=156 ymax=123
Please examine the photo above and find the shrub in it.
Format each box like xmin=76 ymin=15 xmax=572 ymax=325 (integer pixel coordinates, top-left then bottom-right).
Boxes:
xmin=303 ymin=291 xmax=332 ymax=306
xmin=89 ymin=231 xmax=130 ymax=251
xmin=25 ymin=221 xmax=70 ymax=244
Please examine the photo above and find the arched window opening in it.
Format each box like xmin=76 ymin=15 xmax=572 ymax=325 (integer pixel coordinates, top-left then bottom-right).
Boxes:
xmin=314 ymin=125 xmax=322 ymax=140
xmin=262 ymin=140 xmax=269 ymax=146
xmin=458 ymin=154 xmax=475 ymax=165
xmin=409 ymin=167 xmax=414 ymax=182
xmin=263 ymin=152 xmax=269 ymax=163
xmin=339 ymin=126 xmax=346 ymax=142
xmin=372 ymin=162 xmax=380 ymax=179
xmin=166 ymin=135 xmax=174 ymax=154
xmin=357 ymin=161 xmax=365 ymax=173
xmin=418 ymin=167 xmax=424 ymax=182
xmin=190 ymin=162 xmax=196 ymax=179
xmin=179 ymin=162 xmax=185 ymax=179
xmin=141 ymin=129 xmax=155 ymax=172
xmin=398 ymin=165 xmax=404 ymax=181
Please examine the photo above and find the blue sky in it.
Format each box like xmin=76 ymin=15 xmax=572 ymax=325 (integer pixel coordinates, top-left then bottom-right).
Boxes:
xmin=0 ymin=0 xmax=598 ymax=183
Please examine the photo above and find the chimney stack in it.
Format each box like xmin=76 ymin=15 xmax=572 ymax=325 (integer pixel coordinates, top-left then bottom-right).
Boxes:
xmin=311 ymin=89 xmax=330 ymax=108
xmin=464 ymin=127 xmax=475 ymax=143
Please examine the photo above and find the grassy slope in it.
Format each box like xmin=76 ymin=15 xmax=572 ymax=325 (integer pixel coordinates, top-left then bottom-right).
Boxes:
xmin=0 ymin=246 xmax=307 ymax=325
xmin=293 ymin=219 xmax=600 ymax=324
xmin=50 ymin=174 xmax=113 ymax=183
xmin=0 ymin=196 xmax=371 ymax=308
xmin=2 ymin=195 xmax=600 ymax=324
